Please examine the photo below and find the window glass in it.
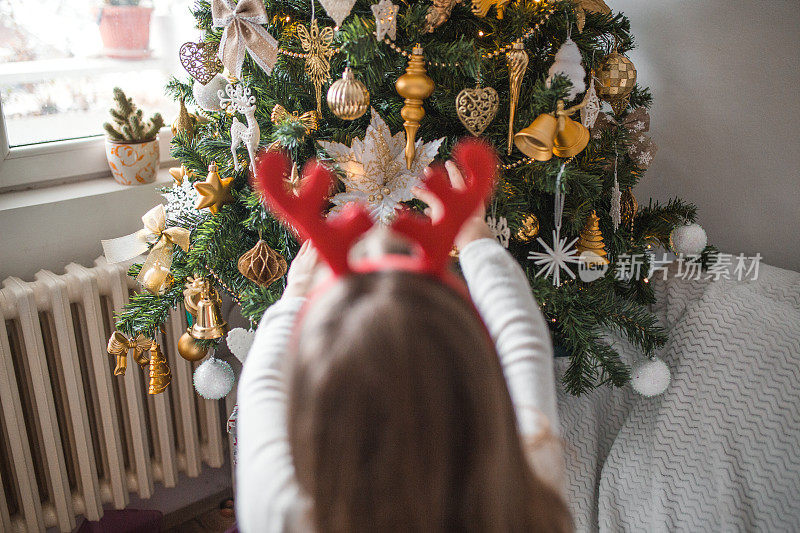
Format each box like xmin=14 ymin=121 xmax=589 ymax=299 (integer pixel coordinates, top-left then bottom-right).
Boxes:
xmin=0 ymin=0 xmax=196 ymax=147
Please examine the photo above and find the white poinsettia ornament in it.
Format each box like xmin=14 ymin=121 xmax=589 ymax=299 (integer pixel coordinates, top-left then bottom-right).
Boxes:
xmin=319 ymin=109 xmax=444 ymax=224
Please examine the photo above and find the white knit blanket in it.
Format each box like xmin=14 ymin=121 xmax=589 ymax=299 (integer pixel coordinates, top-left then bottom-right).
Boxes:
xmin=555 ymin=262 xmax=800 ymax=532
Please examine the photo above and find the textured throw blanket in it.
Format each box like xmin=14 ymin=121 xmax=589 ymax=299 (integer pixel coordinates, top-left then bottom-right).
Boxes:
xmin=555 ymin=262 xmax=800 ymax=532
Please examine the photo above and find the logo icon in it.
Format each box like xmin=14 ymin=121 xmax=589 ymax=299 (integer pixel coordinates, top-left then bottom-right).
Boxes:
xmin=578 ymin=251 xmax=609 ymax=282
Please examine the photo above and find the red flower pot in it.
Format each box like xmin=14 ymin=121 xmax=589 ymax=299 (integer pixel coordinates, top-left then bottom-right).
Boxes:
xmin=98 ymin=6 xmax=153 ymax=59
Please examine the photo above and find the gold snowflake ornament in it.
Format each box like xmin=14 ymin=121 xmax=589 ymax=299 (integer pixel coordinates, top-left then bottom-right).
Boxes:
xmin=319 ymin=109 xmax=444 ymax=224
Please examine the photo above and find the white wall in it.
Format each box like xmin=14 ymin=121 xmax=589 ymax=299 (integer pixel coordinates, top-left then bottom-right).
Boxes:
xmin=614 ymin=0 xmax=800 ymax=272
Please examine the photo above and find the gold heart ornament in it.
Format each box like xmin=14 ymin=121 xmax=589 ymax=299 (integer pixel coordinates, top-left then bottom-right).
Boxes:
xmin=455 ymin=86 xmax=499 ymax=136
xmin=179 ymin=41 xmax=223 ymax=85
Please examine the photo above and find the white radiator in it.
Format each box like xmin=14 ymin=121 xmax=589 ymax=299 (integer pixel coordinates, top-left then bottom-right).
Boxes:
xmin=0 ymin=257 xmax=232 ymax=532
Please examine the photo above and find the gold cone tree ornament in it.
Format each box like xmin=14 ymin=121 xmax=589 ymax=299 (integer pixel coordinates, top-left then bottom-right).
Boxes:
xmin=327 ymin=67 xmax=370 ymax=120
xmin=515 ymin=214 xmax=540 ymax=242
xmin=576 ymin=211 xmax=609 ymax=264
xmin=506 ymin=41 xmax=529 ymax=154
xmin=147 ymin=341 xmax=172 ymax=394
xmin=190 ymin=282 xmax=228 ymax=340
xmin=172 ymin=99 xmax=197 ymax=140
xmin=395 ymin=45 xmax=435 ymax=169
xmin=237 ymin=240 xmax=288 ymax=287
xmin=596 ymin=49 xmax=637 ymax=114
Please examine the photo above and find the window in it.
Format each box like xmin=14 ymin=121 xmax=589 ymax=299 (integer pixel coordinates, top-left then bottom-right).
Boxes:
xmin=0 ymin=0 xmax=197 ymax=190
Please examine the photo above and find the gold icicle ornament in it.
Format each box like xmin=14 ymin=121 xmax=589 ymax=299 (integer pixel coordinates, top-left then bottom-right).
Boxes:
xmin=395 ymin=45 xmax=435 ymax=169
xmin=146 ymin=341 xmax=172 ymax=395
xmin=576 ymin=210 xmax=609 ymax=265
xmin=620 ymin=187 xmax=638 ymax=235
xmin=506 ymin=40 xmax=529 ymax=155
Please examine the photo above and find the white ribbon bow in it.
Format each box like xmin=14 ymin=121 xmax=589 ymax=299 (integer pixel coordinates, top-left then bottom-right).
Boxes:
xmin=212 ymin=0 xmax=279 ymax=78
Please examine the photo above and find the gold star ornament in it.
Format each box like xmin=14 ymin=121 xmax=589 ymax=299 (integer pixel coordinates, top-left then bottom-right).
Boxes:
xmin=169 ymin=164 xmax=195 ymax=185
xmin=194 ymin=162 xmax=234 ymax=214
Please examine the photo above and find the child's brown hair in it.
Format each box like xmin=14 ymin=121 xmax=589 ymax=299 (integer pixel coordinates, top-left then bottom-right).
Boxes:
xmin=286 ymin=270 xmax=572 ymax=532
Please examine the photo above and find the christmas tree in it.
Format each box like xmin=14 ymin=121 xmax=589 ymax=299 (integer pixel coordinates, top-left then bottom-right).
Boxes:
xmin=112 ymin=0 xmax=701 ymax=395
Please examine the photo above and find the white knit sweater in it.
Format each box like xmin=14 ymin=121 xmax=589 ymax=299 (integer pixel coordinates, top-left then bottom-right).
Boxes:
xmin=236 ymin=238 xmax=561 ymax=532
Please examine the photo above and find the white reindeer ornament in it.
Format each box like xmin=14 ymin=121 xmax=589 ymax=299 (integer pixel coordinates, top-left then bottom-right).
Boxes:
xmin=218 ymin=83 xmax=260 ymax=173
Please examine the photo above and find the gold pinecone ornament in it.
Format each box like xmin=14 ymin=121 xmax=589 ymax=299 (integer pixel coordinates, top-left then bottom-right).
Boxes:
xmin=238 ymin=240 xmax=288 ymax=287
xmin=596 ymin=50 xmax=637 ymax=114
xmin=576 ymin=211 xmax=609 ymax=264
xmin=620 ymin=187 xmax=638 ymax=234
xmin=327 ymin=67 xmax=370 ymax=120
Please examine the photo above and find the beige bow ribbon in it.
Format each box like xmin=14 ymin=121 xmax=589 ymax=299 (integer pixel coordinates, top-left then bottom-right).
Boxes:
xmin=591 ymin=107 xmax=658 ymax=169
xmin=212 ymin=0 xmax=279 ymax=78
xmin=102 ymin=204 xmax=191 ymax=286
xmin=107 ymin=331 xmax=152 ymax=376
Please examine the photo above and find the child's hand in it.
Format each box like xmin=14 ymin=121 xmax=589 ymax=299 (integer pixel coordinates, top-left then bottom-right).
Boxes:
xmin=412 ymin=160 xmax=494 ymax=250
xmin=283 ymin=241 xmax=326 ymax=299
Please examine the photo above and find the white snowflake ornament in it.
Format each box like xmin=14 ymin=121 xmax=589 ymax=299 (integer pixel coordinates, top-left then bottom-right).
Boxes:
xmin=372 ymin=0 xmax=398 ymax=41
xmin=581 ymin=77 xmax=601 ymax=128
xmin=528 ymin=228 xmax=580 ymax=286
xmin=319 ymin=108 xmax=444 ymax=224
xmin=162 ymin=179 xmax=203 ymax=222
xmin=486 ymin=215 xmax=510 ymax=248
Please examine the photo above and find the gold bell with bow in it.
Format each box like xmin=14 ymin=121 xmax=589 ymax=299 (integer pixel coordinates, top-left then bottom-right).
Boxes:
xmin=190 ymin=282 xmax=228 ymax=340
xmin=514 ymin=100 xmax=590 ymax=161
xmin=107 ymin=331 xmax=152 ymax=376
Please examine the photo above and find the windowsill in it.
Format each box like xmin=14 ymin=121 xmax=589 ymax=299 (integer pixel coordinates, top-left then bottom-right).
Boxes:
xmin=0 ymin=165 xmax=174 ymax=212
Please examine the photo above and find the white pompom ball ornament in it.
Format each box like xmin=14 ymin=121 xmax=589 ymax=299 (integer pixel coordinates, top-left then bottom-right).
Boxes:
xmin=192 ymin=74 xmax=227 ymax=112
xmin=226 ymin=327 xmax=256 ymax=364
xmin=546 ymin=37 xmax=586 ymax=100
xmin=194 ymin=357 xmax=235 ymax=400
xmin=631 ymin=357 xmax=671 ymax=397
xmin=669 ymin=223 xmax=707 ymax=256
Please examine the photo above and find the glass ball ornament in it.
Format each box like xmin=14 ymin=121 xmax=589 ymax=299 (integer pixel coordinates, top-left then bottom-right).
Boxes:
xmin=669 ymin=223 xmax=707 ymax=256
xmin=326 ymin=67 xmax=370 ymax=120
xmin=193 ymin=74 xmax=227 ymax=112
xmin=193 ymin=357 xmax=235 ymax=400
xmin=140 ymin=261 xmax=173 ymax=295
xmin=177 ymin=330 xmax=209 ymax=362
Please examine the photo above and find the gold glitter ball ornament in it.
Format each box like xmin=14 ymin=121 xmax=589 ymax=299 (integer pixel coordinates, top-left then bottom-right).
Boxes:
xmin=327 ymin=67 xmax=370 ymax=120
xmin=237 ymin=240 xmax=288 ymax=287
xmin=515 ymin=214 xmax=540 ymax=242
xmin=596 ymin=51 xmax=637 ymax=114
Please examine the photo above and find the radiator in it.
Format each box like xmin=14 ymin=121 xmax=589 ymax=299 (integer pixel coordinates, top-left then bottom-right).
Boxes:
xmin=0 ymin=257 xmax=233 ymax=532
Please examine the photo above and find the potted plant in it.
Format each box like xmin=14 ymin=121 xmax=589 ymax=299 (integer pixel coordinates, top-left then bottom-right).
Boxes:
xmin=98 ymin=0 xmax=153 ymax=59
xmin=103 ymin=87 xmax=164 ymax=186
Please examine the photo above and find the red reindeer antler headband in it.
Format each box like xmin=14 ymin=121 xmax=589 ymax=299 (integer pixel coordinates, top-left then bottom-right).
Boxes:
xmin=254 ymin=138 xmax=498 ymax=282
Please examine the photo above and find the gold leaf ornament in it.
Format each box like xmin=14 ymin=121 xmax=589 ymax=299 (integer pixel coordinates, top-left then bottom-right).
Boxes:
xmin=297 ymin=20 xmax=335 ymax=114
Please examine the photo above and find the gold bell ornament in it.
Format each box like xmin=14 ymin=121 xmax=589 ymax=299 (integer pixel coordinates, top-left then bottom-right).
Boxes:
xmin=177 ymin=330 xmax=210 ymax=362
xmin=596 ymin=49 xmax=637 ymax=114
xmin=513 ymin=100 xmax=590 ymax=161
xmin=395 ymin=44 xmax=435 ymax=169
xmin=327 ymin=67 xmax=370 ymax=120
xmin=190 ymin=282 xmax=228 ymax=340
xmin=576 ymin=211 xmax=609 ymax=265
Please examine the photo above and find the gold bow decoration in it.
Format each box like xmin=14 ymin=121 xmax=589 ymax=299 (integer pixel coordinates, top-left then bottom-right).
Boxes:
xmin=107 ymin=332 xmax=171 ymax=394
xmin=107 ymin=331 xmax=153 ymax=376
xmin=591 ymin=107 xmax=658 ymax=169
xmin=270 ymin=104 xmax=319 ymax=134
xmin=212 ymin=0 xmax=279 ymax=78
xmin=101 ymin=204 xmax=191 ymax=287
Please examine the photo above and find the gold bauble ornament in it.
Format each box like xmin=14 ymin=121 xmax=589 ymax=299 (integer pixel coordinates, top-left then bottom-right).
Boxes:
xmin=515 ymin=214 xmax=540 ymax=242
xmin=576 ymin=210 xmax=609 ymax=264
xmin=177 ymin=330 xmax=209 ymax=362
xmin=455 ymin=84 xmax=499 ymax=137
xmin=506 ymin=41 xmax=529 ymax=154
xmin=395 ymin=45 xmax=435 ymax=169
xmin=327 ymin=67 xmax=370 ymax=120
xmin=194 ymin=161 xmax=234 ymax=215
xmin=238 ymin=240 xmax=288 ymax=287
xmin=140 ymin=260 xmax=173 ymax=295
xmin=596 ymin=50 xmax=637 ymax=114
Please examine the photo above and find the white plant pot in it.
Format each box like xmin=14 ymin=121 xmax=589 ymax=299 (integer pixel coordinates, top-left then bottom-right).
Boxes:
xmin=105 ymin=137 xmax=160 ymax=186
